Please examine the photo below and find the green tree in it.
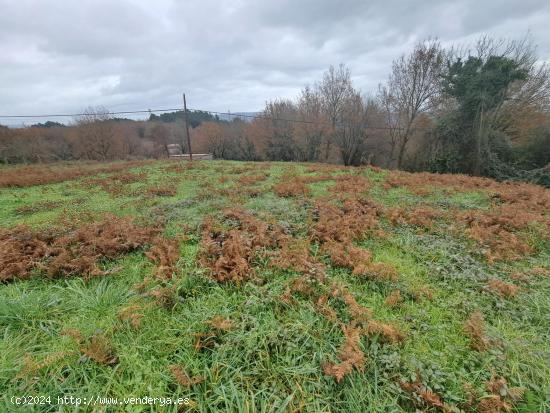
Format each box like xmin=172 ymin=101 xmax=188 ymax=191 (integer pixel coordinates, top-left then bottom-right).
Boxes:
xmin=438 ymin=55 xmax=528 ymax=175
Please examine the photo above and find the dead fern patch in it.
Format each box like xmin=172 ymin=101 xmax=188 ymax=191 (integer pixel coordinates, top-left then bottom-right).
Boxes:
xmin=146 ymin=286 xmax=177 ymax=309
xmin=384 ymin=170 xmax=495 ymax=194
xmin=361 ymin=262 xmax=398 ymax=282
xmin=18 ymin=351 xmax=72 ymax=378
xmin=323 ymin=325 xmax=365 ymax=383
xmin=208 ymin=315 xmax=234 ymax=332
xmin=529 ymin=267 xmax=550 ymax=277
xmin=198 ymin=209 xmax=285 ymax=284
xmin=46 ymin=215 xmax=158 ymax=278
xmin=365 ymin=320 xmax=405 ymax=344
xmin=238 ymin=174 xmax=268 ymax=186
xmin=118 ymin=304 xmax=145 ymax=329
xmin=385 ymin=290 xmax=403 ymax=307
xmin=0 ymin=215 xmax=157 ymax=282
xmin=510 ymin=266 xmax=550 ymax=284
xmin=15 ymin=200 xmax=62 ymax=215
xmin=399 ymin=373 xmax=453 ymax=412
xmin=315 ymin=295 xmax=338 ymax=322
xmin=273 ymin=181 xmax=310 ymax=197
xmin=386 ymin=206 xmax=445 ymax=230
xmin=464 ymin=311 xmax=490 ymax=351
xmin=0 ymin=160 xmax=152 ymax=188
xmin=273 ymin=237 xmax=325 ymax=276
xmin=81 ymin=333 xmax=118 ymax=366
xmin=0 ymin=226 xmax=55 ymax=282
xmin=145 ymin=237 xmax=180 ymax=280
xmin=146 ymin=185 xmax=177 ymax=197
xmin=199 ymin=227 xmax=253 ymax=284
xmin=169 ymin=365 xmax=205 ymax=388
xmin=112 ymin=171 xmax=147 ymax=184
xmin=487 ymin=279 xmax=519 ymax=298
xmin=310 ymin=198 xmax=380 ymax=244
xmin=456 ymin=204 xmax=548 ymax=263
xmin=411 ymin=285 xmax=435 ymax=301
xmin=297 ymin=174 xmax=333 ymax=184
xmin=476 ymin=376 xmax=524 ymax=413
xmin=329 ymin=284 xmax=372 ymax=326
xmin=321 ymin=240 xmax=372 ymax=275
xmin=193 ymin=317 xmax=233 ymax=351
xmin=162 ymin=161 xmax=199 ymax=173
xmin=224 ymin=208 xmax=284 ymax=249
xmin=329 ymin=174 xmax=371 ymax=197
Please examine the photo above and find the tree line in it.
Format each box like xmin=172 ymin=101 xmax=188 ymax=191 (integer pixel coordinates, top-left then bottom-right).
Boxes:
xmin=1 ymin=34 xmax=549 ymax=185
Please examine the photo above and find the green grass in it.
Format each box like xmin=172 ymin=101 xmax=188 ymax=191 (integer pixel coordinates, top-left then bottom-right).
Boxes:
xmin=0 ymin=160 xmax=548 ymax=412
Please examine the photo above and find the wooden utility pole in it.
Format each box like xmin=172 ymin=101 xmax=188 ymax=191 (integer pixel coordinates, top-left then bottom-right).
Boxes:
xmin=182 ymin=93 xmax=192 ymax=161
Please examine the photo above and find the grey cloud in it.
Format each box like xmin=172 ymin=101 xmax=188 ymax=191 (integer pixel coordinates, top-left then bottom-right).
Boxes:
xmin=1 ymin=0 xmax=549 ymax=124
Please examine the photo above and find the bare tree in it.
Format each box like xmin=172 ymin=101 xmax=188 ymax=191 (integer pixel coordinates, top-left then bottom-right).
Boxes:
xmin=263 ymin=99 xmax=299 ymax=161
xmin=379 ymin=39 xmax=445 ymax=168
xmin=74 ymin=106 xmax=117 ymax=160
xmin=335 ymin=92 xmax=369 ymax=166
xmin=149 ymin=122 xmax=171 ymax=156
xmin=317 ymin=64 xmax=355 ymax=161
xmin=295 ymin=86 xmax=329 ymax=161
xmin=201 ymin=122 xmax=228 ymax=159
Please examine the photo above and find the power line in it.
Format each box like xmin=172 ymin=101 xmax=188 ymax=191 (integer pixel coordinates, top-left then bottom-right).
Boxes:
xmin=0 ymin=108 xmax=182 ymax=119
xmin=0 ymin=105 xmax=427 ymax=131
xmin=188 ymin=107 xmax=429 ymax=131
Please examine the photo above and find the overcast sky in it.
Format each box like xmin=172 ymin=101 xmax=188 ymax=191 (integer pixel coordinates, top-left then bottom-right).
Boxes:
xmin=1 ymin=0 xmax=549 ymax=125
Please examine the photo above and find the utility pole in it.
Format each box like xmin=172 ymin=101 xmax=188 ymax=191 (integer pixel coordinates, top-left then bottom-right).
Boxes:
xmin=182 ymin=93 xmax=192 ymax=161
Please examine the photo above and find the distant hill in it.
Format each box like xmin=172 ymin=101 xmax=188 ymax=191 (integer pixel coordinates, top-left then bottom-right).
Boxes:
xmin=149 ymin=110 xmax=261 ymax=126
xmin=148 ymin=110 xmax=219 ymax=127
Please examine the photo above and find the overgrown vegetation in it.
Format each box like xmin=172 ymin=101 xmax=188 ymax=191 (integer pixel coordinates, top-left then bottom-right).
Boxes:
xmin=2 ymin=35 xmax=548 ymax=187
xmin=0 ymin=159 xmax=548 ymax=412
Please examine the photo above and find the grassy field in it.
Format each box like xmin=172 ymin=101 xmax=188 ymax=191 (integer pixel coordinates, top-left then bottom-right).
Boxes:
xmin=0 ymin=160 xmax=548 ymax=412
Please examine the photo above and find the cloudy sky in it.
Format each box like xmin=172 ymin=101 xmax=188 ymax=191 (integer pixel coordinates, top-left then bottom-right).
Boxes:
xmin=1 ymin=0 xmax=549 ymax=125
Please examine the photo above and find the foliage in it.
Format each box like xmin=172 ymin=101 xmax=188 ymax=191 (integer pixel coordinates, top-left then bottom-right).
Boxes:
xmin=0 ymin=157 xmax=548 ymax=411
